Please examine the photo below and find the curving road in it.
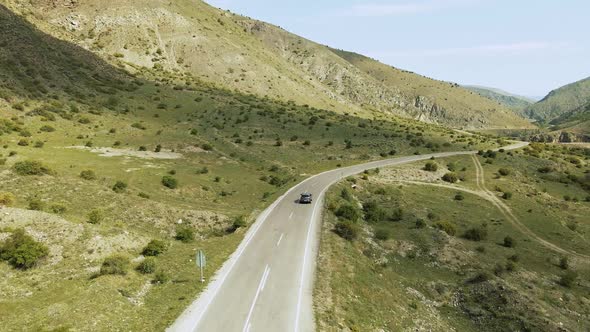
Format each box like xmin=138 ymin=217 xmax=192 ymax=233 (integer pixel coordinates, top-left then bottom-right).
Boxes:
xmin=168 ymin=142 xmax=528 ymax=332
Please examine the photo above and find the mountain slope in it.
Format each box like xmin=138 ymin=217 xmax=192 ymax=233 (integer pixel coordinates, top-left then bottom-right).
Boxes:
xmin=524 ymin=76 xmax=590 ymax=122
xmin=464 ymin=85 xmax=533 ymax=111
xmin=1 ymin=0 xmax=532 ymax=130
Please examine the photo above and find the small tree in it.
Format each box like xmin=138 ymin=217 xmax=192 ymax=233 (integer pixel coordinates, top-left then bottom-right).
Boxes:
xmin=559 ymin=256 xmax=569 ymax=270
xmin=559 ymin=270 xmax=578 ymax=288
xmin=463 ymin=226 xmax=488 ymax=241
xmin=498 ymin=168 xmax=511 ymax=176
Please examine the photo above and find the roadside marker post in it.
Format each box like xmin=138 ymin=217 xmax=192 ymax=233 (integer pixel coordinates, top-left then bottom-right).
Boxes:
xmin=196 ymin=250 xmax=206 ymax=283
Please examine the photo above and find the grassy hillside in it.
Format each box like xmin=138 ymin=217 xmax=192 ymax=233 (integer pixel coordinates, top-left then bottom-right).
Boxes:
xmin=464 ymin=85 xmax=534 ymax=111
xmin=315 ymin=145 xmax=590 ymax=331
xmin=1 ymin=0 xmax=532 ymax=130
xmin=0 ymin=4 xmax=504 ymax=330
xmin=524 ymin=76 xmax=590 ymax=123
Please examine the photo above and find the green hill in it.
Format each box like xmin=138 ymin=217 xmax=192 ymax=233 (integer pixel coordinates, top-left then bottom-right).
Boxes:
xmin=0 ymin=0 xmax=532 ymax=130
xmin=524 ymin=76 xmax=590 ymax=122
xmin=0 ymin=3 xmax=504 ymax=330
xmin=464 ymin=85 xmax=534 ymax=111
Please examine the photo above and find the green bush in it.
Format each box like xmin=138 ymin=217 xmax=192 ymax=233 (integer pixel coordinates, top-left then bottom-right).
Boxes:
xmin=40 ymin=125 xmax=55 ymax=132
xmin=442 ymin=172 xmax=458 ymax=183
xmin=463 ymin=226 xmax=488 ymax=241
xmin=80 ymin=170 xmax=97 ymax=180
xmin=28 ymin=198 xmax=44 ymax=211
xmin=136 ymin=257 xmax=156 ymax=274
xmin=335 ymin=204 xmax=361 ymax=222
xmin=415 ymin=219 xmax=426 ymax=229
xmin=559 ymin=270 xmax=577 ymax=288
xmin=469 ymin=271 xmax=491 ymax=283
xmin=142 ymin=240 xmax=167 ymax=257
xmin=175 ymin=226 xmax=194 ymax=243
xmin=362 ymin=201 xmax=387 ymax=223
xmin=498 ymin=168 xmax=511 ymax=176
xmin=340 ymin=188 xmax=353 ymax=201
xmin=434 ymin=221 xmax=456 ymax=236
xmin=87 ymin=209 xmax=103 ymax=224
xmin=454 ymin=192 xmax=464 ymax=201
xmin=112 ymin=181 xmax=128 ymax=193
xmin=502 ymin=192 xmax=513 ymax=200
xmin=13 ymin=160 xmax=53 ymax=176
xmin=0 ymin=229 xmax=48 ymax=269
xmin=100 ymin=255 xmax=129 ymax=276
xmin=503 ymin=236 xmax=515 ymax=248
xmin=50 ymin=204 xmax=67 ymax=214
xmin=559 ymin=256 xmax=569 ymax=270
xmin=374 ymin=228 xmax=390 ymax=241
xmin=161 ymin=176 xmax=178 ymax=189
xmin=153 ymin=270 xmax=169 ymax=284
xmin=334 ymin=221 xmax=360 ymax=241
xmin=423 ymin=162 xmax=438 ymax=172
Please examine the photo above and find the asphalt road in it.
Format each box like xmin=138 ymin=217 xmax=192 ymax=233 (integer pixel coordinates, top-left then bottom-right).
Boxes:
xmin=168 ymin=142 xmax=528 ymax=332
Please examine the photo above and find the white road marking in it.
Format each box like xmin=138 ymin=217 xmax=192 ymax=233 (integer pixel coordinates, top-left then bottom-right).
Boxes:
xmin=276 ymin=233 xmax=284 ymax=247
xmin=289 ymin=211 xmax=294 ymax=220
xmin=243 ymin=265 xmax=271 ymax=332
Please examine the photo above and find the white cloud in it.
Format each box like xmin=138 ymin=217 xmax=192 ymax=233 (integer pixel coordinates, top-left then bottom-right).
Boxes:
xmin=339 ymin=0 xmax=476 ymax=17
xmin=370 ymin=42 xmax=568 ymax=58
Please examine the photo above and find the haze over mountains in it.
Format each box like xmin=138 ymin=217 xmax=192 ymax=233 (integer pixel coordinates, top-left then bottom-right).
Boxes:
xmin=2 ymin=0 xmax=532 ymax=130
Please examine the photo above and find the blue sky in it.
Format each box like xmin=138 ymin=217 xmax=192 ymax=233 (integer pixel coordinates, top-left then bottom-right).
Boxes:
xmin=206 ymin=0 xmax=590 ymax=98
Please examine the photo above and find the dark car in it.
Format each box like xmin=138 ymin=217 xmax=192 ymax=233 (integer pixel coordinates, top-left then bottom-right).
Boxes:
xmin=299 ymin=192 xmax=313 ymax=204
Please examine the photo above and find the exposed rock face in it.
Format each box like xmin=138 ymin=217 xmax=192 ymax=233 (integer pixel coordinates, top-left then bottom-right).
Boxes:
xmin=530 ymin=131 xmax=590 ymax=143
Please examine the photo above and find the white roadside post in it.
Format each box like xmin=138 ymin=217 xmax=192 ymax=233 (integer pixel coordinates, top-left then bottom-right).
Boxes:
xmin=196 ymin=250 xmax=206 ymax=283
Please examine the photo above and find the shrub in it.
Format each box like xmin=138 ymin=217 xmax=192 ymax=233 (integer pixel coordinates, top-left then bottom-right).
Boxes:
xmin=34 ymin=141 xmax=44 ymax=148
xmin=50 ymin=204 xmax=67 ymax=214
xmin=498 ymin=168 xmax=511 ymax=176
xmin=463 ymin=226 xmax=488 ymax=241
xmin=502 ymin=192 xmax=513 ymax=200
xmin=161 ymin=176 xmax=178 ymax=189
xmin=389 ymin=208 xmax=404 ymax=222
xmin=137 ymin=257 xmax=157 ymax=274
xmin=28 ymin=198 xmax=44 ymax=211
xmin=434 ymin=221 xmax=456 ymax=236
xmin=415 ymin=219 xmax=426 ymax=229
xmin=503 ymin=236 xmax=515 ymax=248
xmin=334 ymin=221 xmax=360 ymax=241
xmin=100 ymin=255 xmax=129 ymax=276
xmin=155 ymin=144 xmax=162 ymax=153
xmin=454 ymin=192 xmax=464 ymax=201
xmin=201 ymin=143 xmax=213 ymax=151
xmin=0 ymin=229 xmax=48 ymax=269
xmin=559 ymin=256 xmax=569 ymax=270
xmin=87 ymin=209 xmax=103 ymax=224
xmin=423 ymin=162 xmax=438 ymax=172
xmin=175 ymin=226 xmax=194 ymax=243
xmin=374 ymin=228 xmax=390 ymax=241
xmin=335 ymin=204 xmax=361 ymax=222
xmin=80 ymin=170 xmax=97 ymax=180
xmin=40 ymin=125 xmax=56 ymax=132
xmin=142 ymin=240 xmax=167 ymax=257
xmin=469 ymin=271 xmax=491 ymax=283
xmin=442 ymin=172 xmax=458 ymax=183
xmin=112 ymin=181 xmax=128 ymax=193
xmin=340 ymin=188 xmax=353 ymax=201
xmin=559 ymin=271 xmax=578 ymax=288
xmin=13 ymin=160 xmax=53 ymax=176
xmin=153 ymin=270 xmax=169 ymax=284
xmin=362 ymin=201 xmax=387 ymax=223
xmin=0 ymin=192 xmax=15 ymax=206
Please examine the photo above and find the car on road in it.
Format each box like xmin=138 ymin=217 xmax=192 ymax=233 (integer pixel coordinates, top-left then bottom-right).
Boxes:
xmin=299 ymin=192 xmax=313 ymax=204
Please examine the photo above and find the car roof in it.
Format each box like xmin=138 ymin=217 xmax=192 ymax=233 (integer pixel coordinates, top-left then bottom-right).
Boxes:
xmin=301 ymin=192 xmax=312 ymax=196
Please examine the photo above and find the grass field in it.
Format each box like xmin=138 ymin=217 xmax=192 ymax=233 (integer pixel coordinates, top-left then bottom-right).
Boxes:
xmin=315 ymin=145 xmax=590 ymax=331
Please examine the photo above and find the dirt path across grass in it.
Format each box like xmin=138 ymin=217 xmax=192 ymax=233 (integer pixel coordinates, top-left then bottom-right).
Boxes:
xmin=393 ymin=156 xmax=589 ymax=261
